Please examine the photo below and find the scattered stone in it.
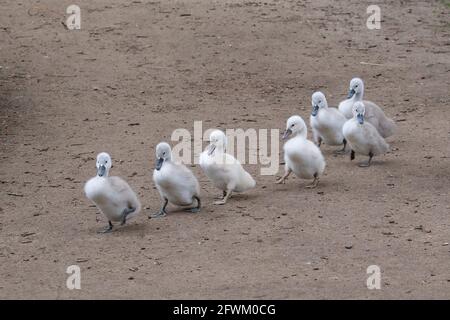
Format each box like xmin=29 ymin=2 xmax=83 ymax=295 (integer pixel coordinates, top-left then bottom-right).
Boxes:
xmin=7 ymin=193 xmax=24 ymax=197
xmin=21 ymin=232 xmax=35 ymax=237
xmin=414 ymin=225 xmax=431 ymax=233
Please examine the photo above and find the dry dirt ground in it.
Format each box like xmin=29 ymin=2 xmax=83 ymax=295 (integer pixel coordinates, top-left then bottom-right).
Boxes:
xmin=0 ymin=0 xmax=449 ymax=299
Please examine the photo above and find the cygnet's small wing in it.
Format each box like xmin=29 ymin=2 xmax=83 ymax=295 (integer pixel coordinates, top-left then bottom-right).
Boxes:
xmin=173 ymin=162 xmax=201 ymax=196
xmin=109 ymin=176 xmax=141 ymax=212
xmin=364 ymin=100 xmax=397 ymax=138
xmin=363 ymin=122 xmax=390 ymax=155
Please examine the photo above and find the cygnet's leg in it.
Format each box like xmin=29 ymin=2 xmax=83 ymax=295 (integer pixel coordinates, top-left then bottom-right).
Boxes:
xmin=305 ymin=173 xmax=320 ymax=189
xmin=334 ymin=139 xmax=347 ymax=155
xmin=98 ymin=221 xmax=113 ymax=234
xmin=214 ymin=189 xmax=232 ymax=205
xmin=120 ymin=207 xmax=136 ymax=225
xmin=150 ymin=198 xmax=168 ymax=218
xmin=276 ymin=168 xmax=292 ymax=184
xmin=350 ymin=150 xmax=355 ymax=161
xmin=187 ymin=196 xmax=201 ymax=213
xmin=317 ymin=137 xmax=322 ymax=148
xmin=359 ymin=152 xmax=374 ymax=167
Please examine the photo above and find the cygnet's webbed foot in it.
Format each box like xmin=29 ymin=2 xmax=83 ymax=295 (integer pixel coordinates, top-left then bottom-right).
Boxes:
xmin=276 ymin=170 xmax=292 ymax=184
xmin=358 ymin=152 xmax=373 ymax=167
xmin=305 ymin=174 xmax=319 ymax=189
xmin=333 ymin=148 xmax=348 ymax=155
xmin=358 ymin=161 xmax=371 ymax=167
xmin=334 ymin=139 xmax=347 ymax=155
xmin=187 ymin=207 xmax=200 ymax=213
xmin=149 ymin=198 xmax=168 ymax=219
xmin=305 ymin=181 xmax=319 ymax=189
xmin=214 ymin=190 xmax=231 ymax=205
xmin=150 ymin=210 xmax=167 ymax=218
xmin=98 ymin=221 xmax=113 ymax=234
xmin=275 ymin=178 xmax=285 ymax=184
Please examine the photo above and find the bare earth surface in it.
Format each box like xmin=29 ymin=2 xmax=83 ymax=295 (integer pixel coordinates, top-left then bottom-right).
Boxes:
xmin=1 ymin=0 xmax=449 ymax=299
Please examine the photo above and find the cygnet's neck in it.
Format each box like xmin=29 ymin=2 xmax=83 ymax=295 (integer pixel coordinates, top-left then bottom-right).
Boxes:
xmin=214 ymin=145 xmax=226 ymax=154
xmin=352 ymin=86 xmax=364 ymax=102
xmin=292 ymin=129 xmax=307 ymax=140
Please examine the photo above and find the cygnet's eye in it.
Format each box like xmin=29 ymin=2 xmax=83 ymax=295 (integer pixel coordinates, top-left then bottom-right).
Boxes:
xmin=291 ymin=124 xmax=295 ymax=127
xmin=163 ymin=152 xmax=166 ymax=155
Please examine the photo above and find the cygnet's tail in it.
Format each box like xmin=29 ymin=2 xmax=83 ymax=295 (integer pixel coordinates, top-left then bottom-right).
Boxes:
xmin=379 ymin=116 xmax=397 ymax=138
xmin=318 ymin=157 xmax=326 ymax=176
xmin=382 ymin=140 xmax=390 ymax=154
xmin=366 ymin=101 xmax=397 ymax=138
xmin=374 ymin=137 xmax=390 ymax=155
xmin=126 ymin=195 xmax=141 ymax=220
xmin=238 ymin=170 xmax=256 ymax=192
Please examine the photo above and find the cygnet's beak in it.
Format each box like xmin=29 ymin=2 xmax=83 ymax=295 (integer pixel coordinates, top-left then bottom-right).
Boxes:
xmin=97 ymin=164 xmax=106 ymax=177
xmin=155 ymin=157 xmax=164 ymax=171
xmin=347 ymin=88 xmax=356 ymax=99
xmin=357 ymin=113 xmax=364 ymax=125
xmin=311 ymin=105 xmax=319 ymax=117
xmin=282 ymin=128 xmax=292 ymax=140
xmin=207 ymin=144 xmax=216 ymax=156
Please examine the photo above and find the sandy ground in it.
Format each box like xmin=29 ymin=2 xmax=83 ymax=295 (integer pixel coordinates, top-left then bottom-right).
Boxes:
xmin=0 ymin=0 xmax=449 ymax=299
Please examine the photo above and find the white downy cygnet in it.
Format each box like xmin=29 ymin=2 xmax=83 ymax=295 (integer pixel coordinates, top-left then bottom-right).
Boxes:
xmin=199 ymin=130 xmax=256 ymax=205
xmin=151 ymin=142 xmax=201 ymax=218
xmin=84 ymin=152 xmax=141 ymax=233
xmin=277 ymin=115 xmax=326 ymax=188
xmin=338 ymin=77 xmax=397 ymax=138
xmin=342 ymin=101 xmax=390 ymax=167
xmin=310 ymin=91 xmax=348 ymax=154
